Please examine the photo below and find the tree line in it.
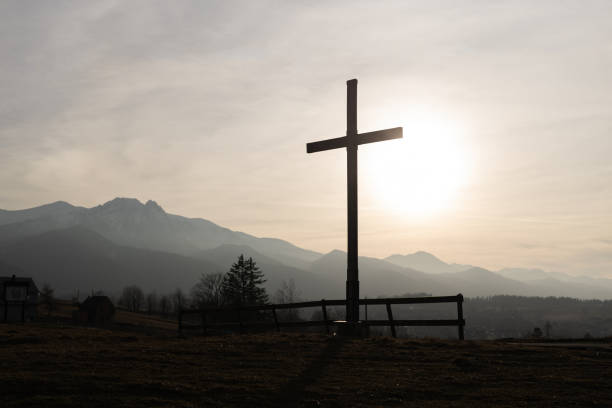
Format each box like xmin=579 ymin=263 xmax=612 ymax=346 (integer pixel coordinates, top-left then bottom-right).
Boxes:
xmin=46 ymin=254 xmax=612 ymax=340
xmin=117 ymin=254 xmax=299 ymax=315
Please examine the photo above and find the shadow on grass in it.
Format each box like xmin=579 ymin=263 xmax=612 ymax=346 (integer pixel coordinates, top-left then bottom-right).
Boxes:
xmin=269 ymin=336 xmax=346 ymax=407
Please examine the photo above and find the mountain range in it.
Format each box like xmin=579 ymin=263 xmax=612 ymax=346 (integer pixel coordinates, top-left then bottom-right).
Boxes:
xmin=0 ymin=198 xmax=610 ymax=300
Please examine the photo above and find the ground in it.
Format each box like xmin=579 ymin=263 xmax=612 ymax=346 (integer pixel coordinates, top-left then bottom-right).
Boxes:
xmin=1 ymin=316 xmax=611 ymax=407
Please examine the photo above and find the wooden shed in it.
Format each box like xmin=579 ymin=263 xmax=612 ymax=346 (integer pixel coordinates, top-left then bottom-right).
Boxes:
xmin=76 ymin=296 xmax=115 ymax=324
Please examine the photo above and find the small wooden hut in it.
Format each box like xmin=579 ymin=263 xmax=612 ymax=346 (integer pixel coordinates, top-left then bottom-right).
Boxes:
xmin=76 ymin=296 xmax=115 ymax=324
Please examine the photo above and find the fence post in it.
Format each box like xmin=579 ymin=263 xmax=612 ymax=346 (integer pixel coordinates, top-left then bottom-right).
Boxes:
xmin=321 ymin=299 xmax=330 ymax=335
xmin=386 ymin=303 xmax=396 ymax=338
xmin=202 ymin=310 xmax=207 ymax=336
xmin=178 ymin=308 xmax=183 ymax=335
xmin=457 ymin=294 xmax=465 ymax=340
xmin=238 ymin=309 xmax=244 ymax=334
xmin=272 ymin=306 xmax=280 ymax=332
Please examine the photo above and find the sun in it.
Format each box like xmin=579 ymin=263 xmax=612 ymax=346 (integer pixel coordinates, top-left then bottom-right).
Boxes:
xmin=361 ymin=108 xmax=471 ymax=218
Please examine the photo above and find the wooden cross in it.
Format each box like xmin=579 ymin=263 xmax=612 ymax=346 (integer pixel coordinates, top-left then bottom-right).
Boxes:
xmin=306 ymin=79 xmax=403 ymax=323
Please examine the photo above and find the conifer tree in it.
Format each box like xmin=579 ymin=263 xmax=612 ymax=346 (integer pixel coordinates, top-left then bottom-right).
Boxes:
xmin=245 ymin=256 xmax=268 ymax=305
xmin=222 ymin=254 xmax=268 ymax=306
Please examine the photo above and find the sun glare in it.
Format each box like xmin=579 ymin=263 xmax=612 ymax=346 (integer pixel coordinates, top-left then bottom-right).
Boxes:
xmin=362 ymin=109 xmax=471 ymax=218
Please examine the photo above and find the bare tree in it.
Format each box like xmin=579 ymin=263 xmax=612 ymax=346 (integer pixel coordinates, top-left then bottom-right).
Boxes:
xmin=172 ymin=288 xmax=187 ymax=314
xmin=158 ymin=295 xmax=170 ymax=316
xmin=273 ymin=279 xmax=301 ymax=321
xmin=191 ymin=272 xmax=225 ymax=309
xmin=545 ymin=321 xmax=552 ymax=338
xmin=71 ymin=289 xmax=80 ymax=304
xmin=146 ymin=292 xmax=158 ymax=315
xmin=119 ymin=285 xmax=145 ymax=312
xmin=274 ymin=279 xmax=301 ymax=304
xmin=40 ymin=283 xmax=55 ymax=316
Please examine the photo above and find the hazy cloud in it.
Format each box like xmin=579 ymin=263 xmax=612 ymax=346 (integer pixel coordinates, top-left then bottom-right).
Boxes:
xmin=1 ymin=1 xmax=611 ymax=276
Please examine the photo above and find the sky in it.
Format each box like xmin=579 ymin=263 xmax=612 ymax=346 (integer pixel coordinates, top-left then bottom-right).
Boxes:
xmin=1 ymin=1 xmax=611 ymax=277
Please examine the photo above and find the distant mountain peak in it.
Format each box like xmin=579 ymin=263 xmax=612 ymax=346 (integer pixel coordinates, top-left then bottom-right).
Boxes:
xmin=393 ymin=251 xmax=444 ymax=262
xmin=385 ymin=251 xmax=471 ymax=274
xmin=386 ymin=251 xmax=445 ymax=263
xmin=101 ymin=197 xmax=142 ymax=208
xmin=310 ymin=249 xmax=345 ymax=264
xmin=144 ymin=200 xmax=165 ymax=213
xmin=4 ymin=200 xmax=75 ymax=212
xmin=462 ymin=266 xmax=490 ymax=275
xmin=48 ymin=200 xmax=73 ymax=208
xmin=96 ymin=197 xmax=165 ymax=214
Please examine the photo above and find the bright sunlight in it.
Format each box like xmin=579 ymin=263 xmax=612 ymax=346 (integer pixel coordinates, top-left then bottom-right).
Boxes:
xmin=362 ymin=109 xmax=471 ymax=218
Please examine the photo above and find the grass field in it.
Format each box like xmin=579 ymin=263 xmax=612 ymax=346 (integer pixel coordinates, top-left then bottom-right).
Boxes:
xmin=1 ymin=318 xmax=611 ymax=407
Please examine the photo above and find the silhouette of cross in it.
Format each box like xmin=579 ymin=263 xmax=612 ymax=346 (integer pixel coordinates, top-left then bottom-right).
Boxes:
xmin=306 ymin=79 xmax=403 ymax=324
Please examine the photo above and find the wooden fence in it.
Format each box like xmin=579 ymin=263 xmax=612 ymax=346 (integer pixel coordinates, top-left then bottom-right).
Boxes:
xmin=179 ymin=294 xmax=465 ymax=340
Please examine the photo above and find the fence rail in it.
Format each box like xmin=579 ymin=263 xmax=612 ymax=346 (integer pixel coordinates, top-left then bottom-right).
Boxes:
xmin=179 ymin=294 xmax=465 ymax=339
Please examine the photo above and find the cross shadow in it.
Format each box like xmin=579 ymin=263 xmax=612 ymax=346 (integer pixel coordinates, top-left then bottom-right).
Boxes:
xmin=268 ymin=336 xmax=346 ymax=407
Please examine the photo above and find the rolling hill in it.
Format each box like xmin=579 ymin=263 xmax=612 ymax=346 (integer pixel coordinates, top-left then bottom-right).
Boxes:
xmin=1 ymin=197 xmax=611 ymax=300
xmin=385 ymin=251 xmax=472 ymax=274
xmin=0 ymin=198 xmax=320 ymax=268
xmin=0 ymin=226 xmax=222 ymax=296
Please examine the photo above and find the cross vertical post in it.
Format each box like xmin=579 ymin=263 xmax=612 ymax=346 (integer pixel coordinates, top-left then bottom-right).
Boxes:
xmin=346 ymin=79 xmax=359 ymax=323
xmin=306 ymin=79 xmax=403 ymax=329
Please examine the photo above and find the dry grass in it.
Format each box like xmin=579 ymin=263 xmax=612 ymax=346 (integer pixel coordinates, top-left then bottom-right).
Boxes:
xmin=1 ymin=320 xmax=611 ymax=407
xmin=41 ymin=300 xmax=178 ymax=331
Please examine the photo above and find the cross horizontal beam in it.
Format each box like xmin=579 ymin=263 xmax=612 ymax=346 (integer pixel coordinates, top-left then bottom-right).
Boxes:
xmin=306 ymin=127 xmax=403 ymax=154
